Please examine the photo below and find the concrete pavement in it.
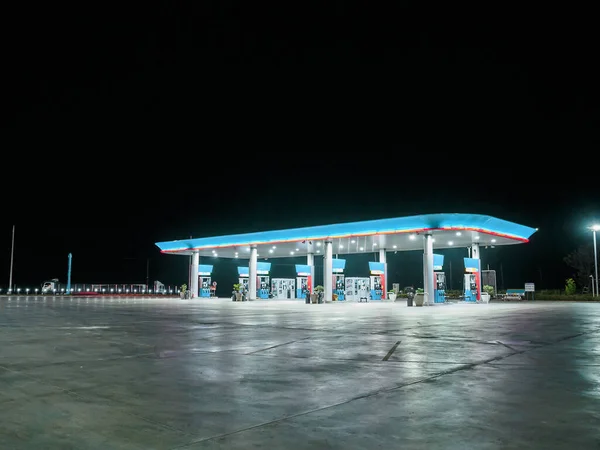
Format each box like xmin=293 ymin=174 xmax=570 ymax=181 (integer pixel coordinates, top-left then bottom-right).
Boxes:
xmin=1 ymin=297 xmax=599 ymax=449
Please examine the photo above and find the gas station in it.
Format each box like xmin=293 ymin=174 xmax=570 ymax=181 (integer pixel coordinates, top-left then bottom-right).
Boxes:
xmin=155 ymin=213 xmax=537 ymax=305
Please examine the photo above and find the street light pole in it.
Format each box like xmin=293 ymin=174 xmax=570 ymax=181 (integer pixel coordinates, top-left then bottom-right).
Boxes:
xmin=593 ymin=226 xmax=599 ymax=297
xmin=9 ymin=225 xmax=15 ymax=292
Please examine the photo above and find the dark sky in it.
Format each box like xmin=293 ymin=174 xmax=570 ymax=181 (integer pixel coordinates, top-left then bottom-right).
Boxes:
xmin=2 ymin=3 xmax=598 ymax=293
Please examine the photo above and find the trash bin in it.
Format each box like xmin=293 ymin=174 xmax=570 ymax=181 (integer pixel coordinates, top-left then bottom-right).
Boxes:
xmin=405 ymin=286 xmax=415 ymax=307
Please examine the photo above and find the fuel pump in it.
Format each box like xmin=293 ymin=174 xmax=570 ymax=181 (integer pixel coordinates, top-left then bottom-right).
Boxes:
xmin=296 ymin=276 xmax=308 ymax=299
xmin=333 ymin=274 xmax=345 ymax=300
xmin=434 ymin=272 xmax=446 ymax=303
xmin=368 ymin=261 xmax=385 ymax=301
xmin=258 ymin=275 xmax=270 ymax=299
xmin=294 ymin=264 xmax=313 ymax=300
xmin=197 ymin=265 xmax=214 ymax=298
xmin=464 ymin=273 xmax=477 ymax=302
xmin=254 ymin=262 xmax=272 ymax=299
xmin=463 ymin=257 xmax=480 ymax=302
xmin=199 ymin=276 xmax=211 ymax=297
xmin=369 ymin=275 xmax=383 ymax=300
xmin=332 ymin=259 xmax=347 ymax=301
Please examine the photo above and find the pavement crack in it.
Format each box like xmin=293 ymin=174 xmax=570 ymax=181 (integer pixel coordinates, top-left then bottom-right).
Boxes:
xmin=245 ymin=337 xmax=311 ymax=355
xmin=554 ymin=332 xmax=585 ymax=342
xmin=495 ymin=341 xmax=519 ymax=352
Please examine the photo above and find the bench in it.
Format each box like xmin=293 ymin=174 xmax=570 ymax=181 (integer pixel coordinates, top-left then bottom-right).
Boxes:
xmin=504 ymin=289 xmax=525 ymax=300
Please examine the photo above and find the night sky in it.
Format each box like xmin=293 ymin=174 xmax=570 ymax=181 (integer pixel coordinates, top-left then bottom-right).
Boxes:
xmin=3 ymin=4 xmax=598 ymax=294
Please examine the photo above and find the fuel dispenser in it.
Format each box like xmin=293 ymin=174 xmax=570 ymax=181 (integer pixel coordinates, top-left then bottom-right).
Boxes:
xmin=256 ymin=262 xmax=271 ymax=299
xmin=369 ymin=276 xmax=383 ymax=300
xmin=296 ymin=276 xmax=309 ymax=299
xmin=332 ymin=258 xmax=346 ymax=300
xmin=295 ymin=264 xmax=313 ymax=299
xmin=199 ymin=277 xmax=211 ymax=297
xmin=434 ymin=272 xmax=446 ymax=303
xmin=463 ymin=257 xmax=480 ymax=302
xmin=198 ymin=264 xmax=213 ymax=298
xmin=237 ymin=267 xmax=249 ymax=294
xmin=257 ymin=276 xmax=270 ymax=298
xmin=368 ymin=261 xmax=386 ymax=300
xmin=334 ymin=275 xmax=345 ymax=300
xmin=464 ymin=273 xmax=477 ymax=301
xmin=433 ymin=254 xmax=446 ymax=303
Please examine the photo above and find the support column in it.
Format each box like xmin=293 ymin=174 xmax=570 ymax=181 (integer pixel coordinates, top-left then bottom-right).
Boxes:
xmin=324 ymin=241 xmax=333 ymax=303
xmin=423 ymin=255 xmax=428 ymax=291
xmin=307 ymin=252 xmax=314 ymax=293
xmin=424 ymin=234 xmax=434 ymax=306
xmin=379 ymin=248 xmax=387 ymax=299
xmin=471 ymin=242 xmax=481 ymax=301
xmin=190 ymin=251 xmax=199 ymax=298
xmin=249 ymin=246 xmax=257 ymax=301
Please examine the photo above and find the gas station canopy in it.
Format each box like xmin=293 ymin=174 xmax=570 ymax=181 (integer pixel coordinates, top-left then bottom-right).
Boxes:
xmin=155 ymin=213 xmax=537 ymax=259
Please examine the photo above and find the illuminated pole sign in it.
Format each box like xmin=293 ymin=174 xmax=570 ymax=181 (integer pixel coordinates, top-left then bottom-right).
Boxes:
xmin=332 ymin=258 xmax=346 ymax=273
xmin=368 ymin=261 xmax=385 ymax=275
xmin=463 ymin=258 xmax=480 ymax=273
xmin=256 ymin=262 xmax=271 ymax=275
xmin=433 ymin=254 xmax=444 ymax=271
xmin=198 ymin=264 xmax=213 ymax=276
xmin=295 ymin=264 xmax=311 ymax=276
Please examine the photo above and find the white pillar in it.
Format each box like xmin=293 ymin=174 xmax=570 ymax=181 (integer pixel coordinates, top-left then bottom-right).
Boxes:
xmin=190 ymin=251 xmax=199 ymax=298
xmin=472 ymin=242 xmax=481 ymax=301
xmin=307 ymin=252 xmax=314 ymax=293
xmin=379 ymin=248 xmax=387 ymax=299
xmin=324 ymin=241 xmax=333 ymax=302
xmin=307 ymin=253 xmax=314 ymax=266
xmin=423 ymin=254 xmax=428 ymax=291
xmin=249 ymin=246 xmax=258 ymax=301
xmin=424 ymin=234 xmax=434 ymax=306
xmin=471 ymin=242 xmax=480 ymax=259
